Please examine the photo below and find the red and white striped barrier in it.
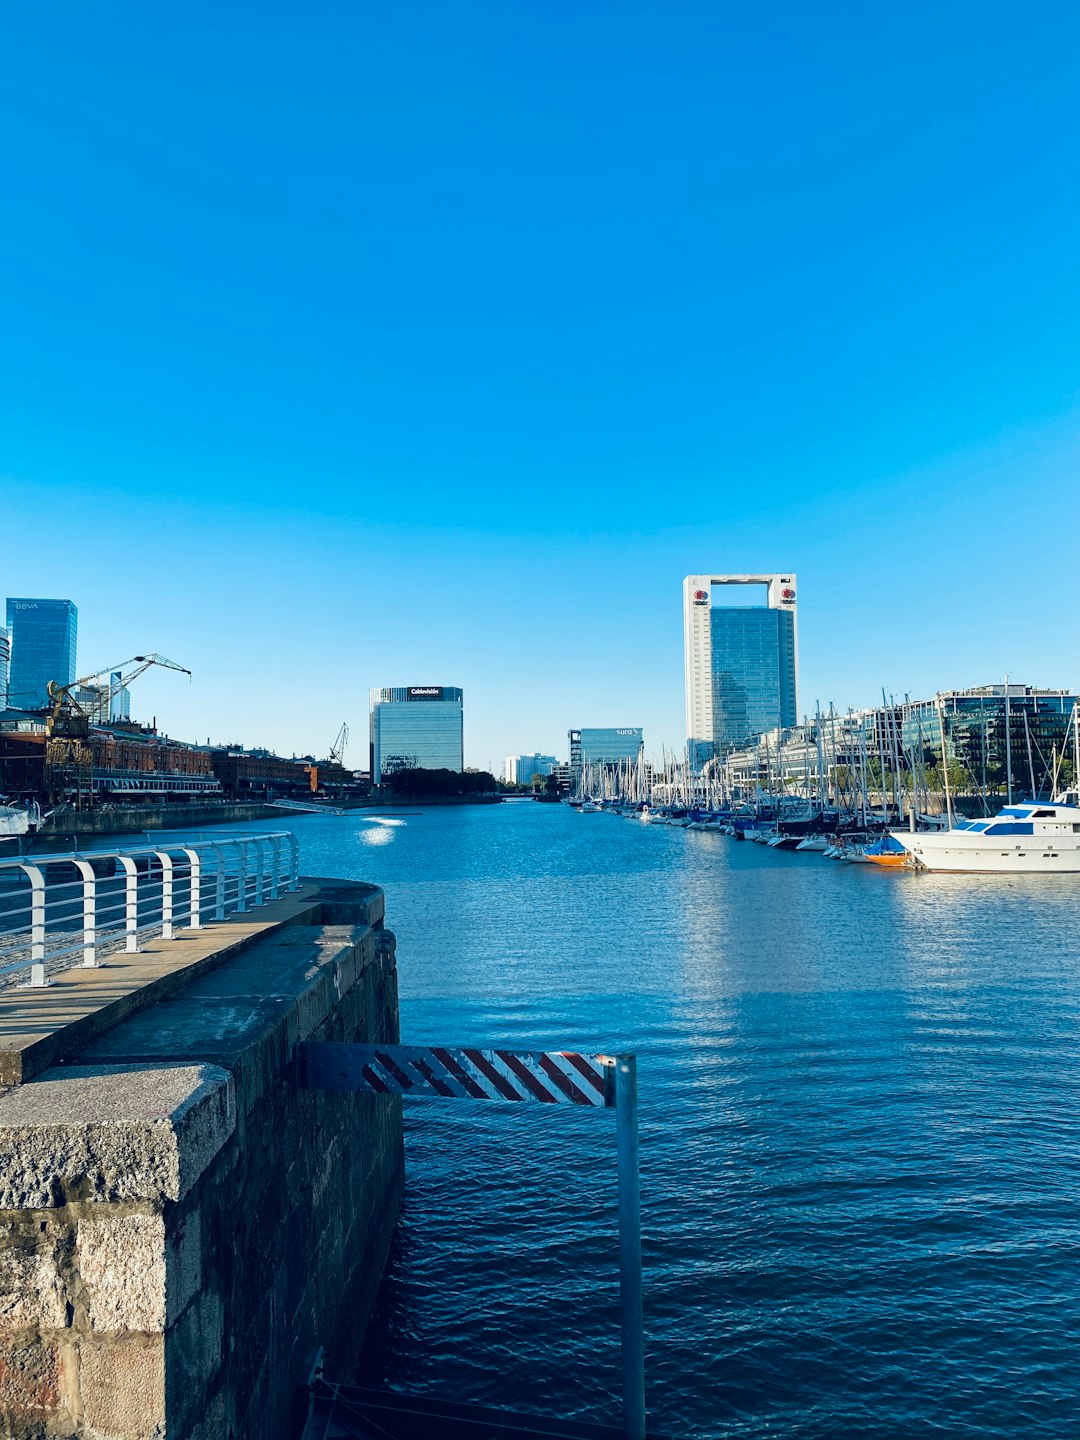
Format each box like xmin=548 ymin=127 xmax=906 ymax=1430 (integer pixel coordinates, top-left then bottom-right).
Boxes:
xmin=299 ymin=1042 xmax=615 ymax=1107
xmin=298 ymin=1039 xmax=645 ymax=1439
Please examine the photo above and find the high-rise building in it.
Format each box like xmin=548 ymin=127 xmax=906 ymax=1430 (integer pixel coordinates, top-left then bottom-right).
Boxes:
xmin=70 ymin=674 xmax=132 ymax=726
xmin=568 ymin=727 xmax=644 ymax=781
xmin=108 ymin=673 xmax=132 ymax=723
xmin=683 ymin=574 xmax=798 ymax=769
xmin=0 ymin=626 xmax=9 ymax=709
xmin=5 ymin=598 xmax=78 ymax=711
xmin=504 ymin=753 xmax=557 ymax=785
xmin=370 ymin=686 xmax=464 ymax=783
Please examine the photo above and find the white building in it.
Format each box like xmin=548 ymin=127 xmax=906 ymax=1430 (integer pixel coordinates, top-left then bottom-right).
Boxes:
xmin=504 ymin=753 xmax=557 ymax=785
xmin=683 ymin=573 xmax=799 ymax=770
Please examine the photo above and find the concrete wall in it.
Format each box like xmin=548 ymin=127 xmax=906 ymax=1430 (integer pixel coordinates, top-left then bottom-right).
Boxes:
xmin=0 ymin=881 xmax=403 ymax=1439
xmin=40 ymin=801 xmax=281 ymax=838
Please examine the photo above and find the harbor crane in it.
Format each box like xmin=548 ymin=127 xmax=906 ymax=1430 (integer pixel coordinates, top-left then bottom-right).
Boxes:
xmin=45 ymin=654 xmax=192 ymax=739
xmin=328 ymin=722 xmax=349 ymax=766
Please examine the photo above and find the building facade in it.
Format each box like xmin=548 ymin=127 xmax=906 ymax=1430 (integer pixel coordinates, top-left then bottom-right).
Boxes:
xmin=71 ymin=675 xmax=132 ymax=726
xmin=901 ymin=684 xmax=1079 ymax=801
xmin=568 ymin=727 xmax=644 ymax=781
xmin=0 ymin=626 xmax=8 ymax=709
xmin=5 ymin=598 xmax=78 ymax=711
xmin=370 ymin=686 xmax=464 ymax=783
xmin=504 ymin=753 xmax=557 ymax=785
xmin=683 ymin=574 xmax=798 ymax=770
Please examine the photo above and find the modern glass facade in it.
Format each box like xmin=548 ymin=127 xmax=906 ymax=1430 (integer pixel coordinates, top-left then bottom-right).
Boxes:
xmin=505 ymin=753 xmax=557 ymax=784
xmin=370 ymin=686 xmax=464 ymax=782
xmin=5 ymin=598 xmax=78 ymax=711
xmin=710 ymin=606 xmax=797 ymax=752
xmin=0 ymin=626 xmax=9 ymax=709
xmin=901 ymin=686 xmax=1078 ymax=799
xmin=684 ymin=574 xmax=799 ymax=770
xmin=568 ymin=727 xmax=643 ymax=778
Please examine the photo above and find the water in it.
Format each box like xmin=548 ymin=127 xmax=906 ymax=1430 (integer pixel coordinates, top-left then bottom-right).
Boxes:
xmin=290 ymin=804 xmax=1080 ymax=1435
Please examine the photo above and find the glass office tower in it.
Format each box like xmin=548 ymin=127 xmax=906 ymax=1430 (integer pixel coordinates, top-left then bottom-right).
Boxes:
xmin=369 ymin=687 xmax=464 ymax=782
xmin=683 ymin=575 xmax=798 ymax=768
xmin=568 ymin=727 xmax=644 ymax=781
xmin=5 ymin=598 xmax=78 ymax=711
xmin=0 ymin=626 xmax=9 ymax=709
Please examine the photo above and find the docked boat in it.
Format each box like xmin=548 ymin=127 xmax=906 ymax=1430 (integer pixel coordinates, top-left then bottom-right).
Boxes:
xmin=0 ymin=800 xmax=42 ymax=838
xmin=860 ymin=834 xmax=911 ymax=868
xmin=890 ymin=800 xmax=1080 ymax=873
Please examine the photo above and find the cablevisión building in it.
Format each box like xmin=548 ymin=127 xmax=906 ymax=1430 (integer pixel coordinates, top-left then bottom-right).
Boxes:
xmin=683 ymin=574 xmax=798 ymax=770
xmin=370 ymin=686 xmax=464 ymax=783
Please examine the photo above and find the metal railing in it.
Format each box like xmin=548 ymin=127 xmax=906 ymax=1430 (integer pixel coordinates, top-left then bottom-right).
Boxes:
xmin=0 ymin=832 xmax=299 ymax=989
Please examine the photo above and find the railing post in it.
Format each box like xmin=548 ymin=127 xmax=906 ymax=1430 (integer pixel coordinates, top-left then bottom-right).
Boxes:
xmin=284 ymin=833 xmax=300 ymax=890
xmin=18 ymin=864 xmax=46 ymax=984
xmin=155 ymin=850 xmax=175 ymax=939
xmin=116 ymin=856 xmax=139 ymax=952
xmin=72 ymin=859 xmax=98 ymax=968
xmin=181 ymin=848 xmax=202 ymax=930
xmin=210 ymin=845 xmax=226 ymax=920
xmin=253 ymin=838 xmax=266 ymax=906
xmin=236 ymin=841 xmax=248 ymax=913
xmin=268 ymin=836 xmax=281 ymax=899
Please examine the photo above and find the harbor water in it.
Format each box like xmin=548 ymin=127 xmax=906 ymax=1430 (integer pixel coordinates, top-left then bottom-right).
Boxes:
xmin=290 ymin=802 xmax=1080 ymax=1436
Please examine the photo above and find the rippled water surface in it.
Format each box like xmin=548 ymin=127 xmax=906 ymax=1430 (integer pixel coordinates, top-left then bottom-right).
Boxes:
xmin=289 ymin=802 xmax=1080 ymax=1437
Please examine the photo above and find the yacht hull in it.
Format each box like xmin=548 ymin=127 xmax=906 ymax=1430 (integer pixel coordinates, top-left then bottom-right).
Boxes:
xmin=891 ymin=835 xmax=1080 ymax=873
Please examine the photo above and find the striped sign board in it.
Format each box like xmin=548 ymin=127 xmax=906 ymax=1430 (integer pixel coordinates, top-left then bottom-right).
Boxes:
xmin=299 ymin=1042 xmax=615 ymax=1107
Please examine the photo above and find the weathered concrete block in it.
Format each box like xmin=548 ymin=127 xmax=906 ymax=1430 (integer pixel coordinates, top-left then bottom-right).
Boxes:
xmin=79 ymin=1335 xmax=165 ymax=1439
xmin=78 ymin=1214 xmax=166 ymax=1333
xmin=166 ymin=1287 xmax=224 ymax=1399
xmin=0 ymin=881 xmax=402 ymax=1440
xmin=0 ymin=1064 xmax=235 ymax=1209
xmin=0 ymin=1333 xmax=64 ymax=1419
xmin=182 ymin=1386 xmax=234 ymax=1440
xmin=0 ymin=1228 xmax=68 ymax=1330
xmin=165 ymin=1210 xmax=202 ymax=1325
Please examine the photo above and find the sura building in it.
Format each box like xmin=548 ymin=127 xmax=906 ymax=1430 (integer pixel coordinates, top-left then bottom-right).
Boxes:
xmin=568 ymin=727 xmax=644 ymax=782
xmin=683 ymin=574 xmax=798 ymax=770
xmin=369 ymin=686 xmax=464 ymax=783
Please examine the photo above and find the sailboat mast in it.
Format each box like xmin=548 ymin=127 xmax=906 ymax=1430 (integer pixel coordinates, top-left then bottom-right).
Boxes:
xmin=1004 ymin=675 xmax=1013 ymax=805
xmin=1023 ymin=712 xmax=1037 ymax=801
xmin=937 ymin=695 xmax=954 ymax=829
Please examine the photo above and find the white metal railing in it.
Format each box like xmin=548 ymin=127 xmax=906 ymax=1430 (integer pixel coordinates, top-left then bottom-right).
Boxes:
xmin=0 ymin=832 xmax=299 ymax=989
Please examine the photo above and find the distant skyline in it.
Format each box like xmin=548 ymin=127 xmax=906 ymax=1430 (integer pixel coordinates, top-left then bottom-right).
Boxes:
xmin=3 ymin=3 xmax=1079 ymax=771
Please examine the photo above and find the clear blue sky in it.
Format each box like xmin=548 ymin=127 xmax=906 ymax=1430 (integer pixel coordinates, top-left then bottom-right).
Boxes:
xmin=3 ymin=2 xmax=1079 ymax=772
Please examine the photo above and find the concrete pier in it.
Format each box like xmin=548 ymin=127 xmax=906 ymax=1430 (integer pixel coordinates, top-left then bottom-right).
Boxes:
xmin=0 ymin=878 xmax=403 ymax=1439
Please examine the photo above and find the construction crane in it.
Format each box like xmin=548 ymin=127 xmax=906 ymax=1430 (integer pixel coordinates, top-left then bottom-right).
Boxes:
xmin=45 ymin=654 xmax=191 ymax=739
xmin=327 ymin=722 xmax=349 ymax=766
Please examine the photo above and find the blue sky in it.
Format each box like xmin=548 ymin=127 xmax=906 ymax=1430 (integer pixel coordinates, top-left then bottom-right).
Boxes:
xmin=3 ymin=2 xmax=1079 ymax=771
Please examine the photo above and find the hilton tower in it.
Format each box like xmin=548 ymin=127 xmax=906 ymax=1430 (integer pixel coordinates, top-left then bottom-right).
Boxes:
xmin=683 ymin=574 xmax=798 ymax=770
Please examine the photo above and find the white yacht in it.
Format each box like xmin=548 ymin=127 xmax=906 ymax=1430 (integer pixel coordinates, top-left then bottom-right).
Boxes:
xmin=891 ymin=800 xmax=1080 ymax=873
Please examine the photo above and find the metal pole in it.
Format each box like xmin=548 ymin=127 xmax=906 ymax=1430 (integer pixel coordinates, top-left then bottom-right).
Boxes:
xmin=615 ymin=1054 xmax=646 ymax=1440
